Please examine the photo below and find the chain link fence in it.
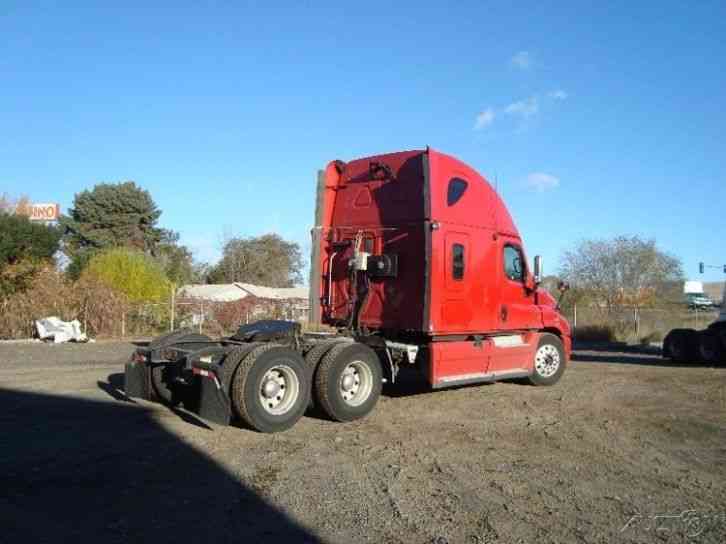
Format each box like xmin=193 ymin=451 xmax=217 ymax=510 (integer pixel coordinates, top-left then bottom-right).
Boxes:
xmin=115 ymin=297 xmax=309 ymax=339
xmin=563 ymin=304 xmax=719 ymax=343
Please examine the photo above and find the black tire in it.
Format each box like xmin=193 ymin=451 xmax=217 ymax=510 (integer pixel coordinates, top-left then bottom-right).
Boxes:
xmin=699 ymin=330 xmax=724 ymax=364
xmin=663 ymin=328 xmax=699 ymax=363
xmin=304 ymin=339 xmax=351 ymax=410
xmin=219 ymin=343 xmax=263 ymax=391
xmin=718 ymin=326 xmax=726 ymax=353
xmin=231 ymin=345 xmax=310 ymax=433
xmin=528 ymin=333 xmax=566 ymax=386
xmin=314 ymin=342 xmax=382 ymax=422
xmin=304 ymin=339 xmax=350 ymax=378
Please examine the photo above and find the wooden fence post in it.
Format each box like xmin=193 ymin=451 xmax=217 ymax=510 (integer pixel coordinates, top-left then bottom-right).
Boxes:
xmin=170 ymin=284 xmax=175 ymax=332
xmin=199 ymin=301 xmax=204 ymax=334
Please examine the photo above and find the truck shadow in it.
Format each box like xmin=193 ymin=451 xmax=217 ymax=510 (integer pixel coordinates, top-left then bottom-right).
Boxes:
xmin=98 ymin=373 xmax=214 ymax=430
xmin=0 ymin=387 xmax=323 ymax=543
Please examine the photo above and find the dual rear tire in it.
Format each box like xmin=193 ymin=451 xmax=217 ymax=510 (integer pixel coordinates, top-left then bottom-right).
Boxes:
xmin=314 ymin=342 xmax=383 ymax=422
xmin=230 ymin=341 xmax=382 ymax=433
xmin=230 ymin=345 xmax=310 ymax=434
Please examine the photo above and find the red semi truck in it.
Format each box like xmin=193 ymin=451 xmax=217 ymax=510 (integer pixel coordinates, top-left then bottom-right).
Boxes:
xmin=125 ymin=148 xmax=572 ymax=433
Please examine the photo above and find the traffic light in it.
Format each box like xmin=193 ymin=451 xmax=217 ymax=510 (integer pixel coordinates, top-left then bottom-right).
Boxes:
xmin=699 ymin=262 xmax=704 ymax=274
xmin=723 ymin=264 xmax=726 ymax=274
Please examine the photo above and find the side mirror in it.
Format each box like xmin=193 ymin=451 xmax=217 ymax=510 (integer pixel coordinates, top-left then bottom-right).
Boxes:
xmin=533 ymin=255 xmax=543 ymax=284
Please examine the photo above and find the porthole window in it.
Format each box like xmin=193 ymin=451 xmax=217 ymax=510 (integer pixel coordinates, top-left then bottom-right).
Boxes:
xmin=447 ymin=177 xmax=468 ymax=206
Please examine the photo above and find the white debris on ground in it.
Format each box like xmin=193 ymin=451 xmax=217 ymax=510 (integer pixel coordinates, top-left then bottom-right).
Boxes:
xmin=35 ymin=317 xmax=89 ymax=343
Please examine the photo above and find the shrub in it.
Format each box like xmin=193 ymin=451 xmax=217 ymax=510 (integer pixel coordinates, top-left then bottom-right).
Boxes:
xmin=83 ymin=248 xmax=171 ymax=303
xmin=0 ymin=266 xmax=128 ymax=339
xmin=573 ymin=325 xmax=616 ymax=343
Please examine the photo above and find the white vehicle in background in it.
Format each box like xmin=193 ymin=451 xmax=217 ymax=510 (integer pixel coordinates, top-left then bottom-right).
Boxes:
xmin=682 ymin=280 xmax=713 ymax=310
xmin=664 ymin=288 xmax=726 ymax=364
xmin=686 ymin=292 xmax=715 ymax=310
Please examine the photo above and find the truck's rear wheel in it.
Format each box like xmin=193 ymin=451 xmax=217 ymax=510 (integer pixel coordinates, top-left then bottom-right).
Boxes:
xmin=663 ymin=328 xmax=699 ymax=363
xmin=699 ymin=331 xmax=723 ymax=364
xmin=231 ymin=345 xmax=309 ymax=433
xmin=314 ymin=342 xmax=382 ymax=422
xmin=528 ymin=333 xmax=566 ymax=386
xmin=304 ymin=339 xmax=351 ymax=377
xmin=304 ymin=338 xmax=351 ymax=410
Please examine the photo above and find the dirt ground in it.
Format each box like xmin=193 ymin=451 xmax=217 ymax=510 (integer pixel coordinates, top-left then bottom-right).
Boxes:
xmin=1 ymin=340 xmax=724 ymax=544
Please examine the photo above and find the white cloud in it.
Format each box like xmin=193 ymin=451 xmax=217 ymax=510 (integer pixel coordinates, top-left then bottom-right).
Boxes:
xmin=504 ymin=96 xmax=539 ymax=119
xmin=525 ymin=172 xmax=560 ymax=192
xmin=511 ymin=51 xmax=532 ymax=69
xmin=474 ymin=108 xmax=495 ymax=130
xmin=473 ymin=89 xmax=566 ymax=132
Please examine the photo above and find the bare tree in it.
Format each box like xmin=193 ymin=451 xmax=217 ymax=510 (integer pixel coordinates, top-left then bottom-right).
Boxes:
xmin=0 ymin=193 xmax=31 ymax=215
xmin=559 ymin=235 xmax=683 ymax=314
xmin=208 ymin=233 xmax=303 ymax=287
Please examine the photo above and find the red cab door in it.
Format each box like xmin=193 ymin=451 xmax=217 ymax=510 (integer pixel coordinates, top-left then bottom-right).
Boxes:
xmin=496 ymin=237 xmax=542 ymax=330
xmin=440 ymin=231 xmax=472 ymax=330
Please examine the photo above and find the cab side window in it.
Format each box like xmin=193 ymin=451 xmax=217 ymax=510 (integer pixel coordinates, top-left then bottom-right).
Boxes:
xmin=504 ymin=245 xmax=524 ymax=282
xmin=452 ymin=243 xmax=465 ymax=280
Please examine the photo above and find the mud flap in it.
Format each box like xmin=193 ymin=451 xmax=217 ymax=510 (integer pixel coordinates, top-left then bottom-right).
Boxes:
xmin=124 ymin=361 xmax=151 ymax=399
xmin=197 ymin=375 xmax=231 ymax=426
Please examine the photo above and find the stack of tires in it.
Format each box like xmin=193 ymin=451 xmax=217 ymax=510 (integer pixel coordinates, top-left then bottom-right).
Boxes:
xmin=663 ymin=326 xmax=726 ymax=365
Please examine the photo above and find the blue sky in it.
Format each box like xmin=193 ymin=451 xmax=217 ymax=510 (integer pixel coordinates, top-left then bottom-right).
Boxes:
xmin=2 ymin=1 xmax=725 ymax=283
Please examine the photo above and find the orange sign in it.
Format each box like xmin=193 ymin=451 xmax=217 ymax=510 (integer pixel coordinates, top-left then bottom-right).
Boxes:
xmin=27 ymin=203 xmax=60 ymax=221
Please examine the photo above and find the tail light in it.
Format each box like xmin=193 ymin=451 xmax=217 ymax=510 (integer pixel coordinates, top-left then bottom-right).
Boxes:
xmin=131 ymin=351 xmax=147 ymax=364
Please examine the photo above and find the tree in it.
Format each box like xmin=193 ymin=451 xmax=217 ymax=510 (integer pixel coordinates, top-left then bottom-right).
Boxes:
xmin=208 ymin=233 xmax=303 ymax=287
xmin=154 ymin=240 xmax=196 ymax=286
xmin=0 ymin=212 xmax=62 ymax=296
xmin=0 ymin=213 xmax=61 ymax=266
xmin=60 ymin=181 xmax=164 ymax=256
xmin=559 ymin=235 xmax=684 ymax=313
xmin=83 ymin=248 xmax=171 ymax=303
xmin=0 ymin=193 xmax=31 ymax=215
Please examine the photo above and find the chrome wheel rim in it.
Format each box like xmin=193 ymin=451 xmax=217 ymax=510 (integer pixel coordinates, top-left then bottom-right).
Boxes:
xmin=339 ymin=360 xmax=373 ymax=407
xmin=535 ymin=344 xmax=561 ymax=378
xmin=259 ymin=365 xmax=299 ymax=415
